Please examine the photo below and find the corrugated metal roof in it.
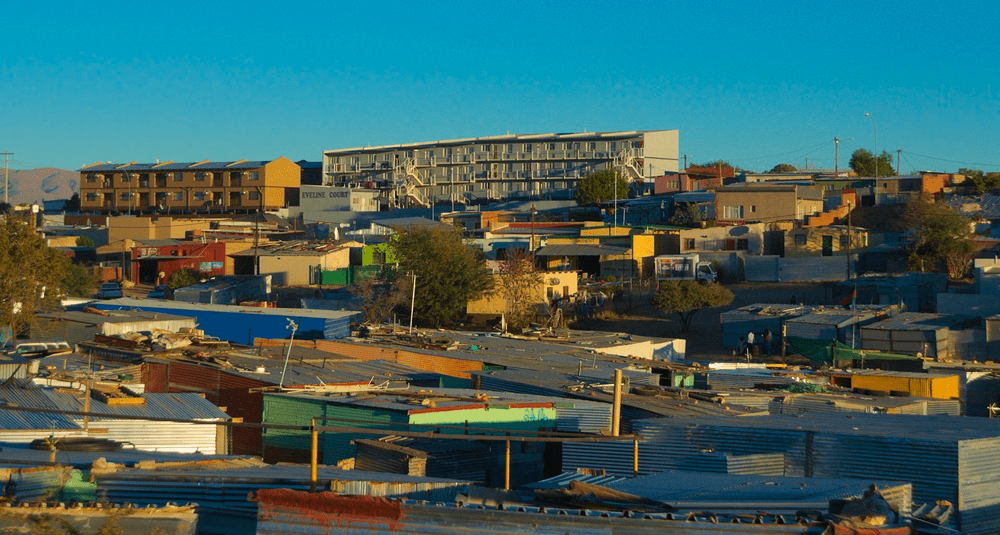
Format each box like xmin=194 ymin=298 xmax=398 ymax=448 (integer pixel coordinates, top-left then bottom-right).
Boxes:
xmin=864 ymin=312 xmax=970 ymax=330
xmin=524 ymin=470 xmax=625 ymax=489
xmin=80 ymin=160 xmax=279 ymax=172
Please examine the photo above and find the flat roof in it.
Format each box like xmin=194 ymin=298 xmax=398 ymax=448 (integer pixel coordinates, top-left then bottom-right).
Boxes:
xmin=323 ymin=130 xmax=674 ymax=155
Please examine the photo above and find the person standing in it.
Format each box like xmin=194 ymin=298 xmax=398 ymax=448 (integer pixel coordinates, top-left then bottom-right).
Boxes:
xmin=746 ymin=330 xmax=755 ymax=356
xmin=764 ymin=329 xmax=773 ymax=358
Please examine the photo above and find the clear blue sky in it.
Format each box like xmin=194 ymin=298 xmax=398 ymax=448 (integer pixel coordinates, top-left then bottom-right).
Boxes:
xmin=3 ymin=0 xmax=998 ymax=174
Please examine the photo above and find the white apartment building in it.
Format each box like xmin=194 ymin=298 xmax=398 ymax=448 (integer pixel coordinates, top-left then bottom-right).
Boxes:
xmin=322 ymin=130 xmax=679 ymax=208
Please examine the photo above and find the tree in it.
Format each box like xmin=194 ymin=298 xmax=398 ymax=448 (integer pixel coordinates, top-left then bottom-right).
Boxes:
xmin=391 ymin=225 xmax=494 ymax=327
xmin=849 ymin=149 xmax=895 ymax=177
xmin=75 ymin=236 xmax=95 ymax=247
xmin=652 ymin=280 xmax=734 ymax=332
xmin=959 ymin=168 xmax=1000 ymax=194
xmin=767 ymin=163 xmax=797 ymax=173
xmin=495 ymin=249 xmax=543 ymax=331
xmin=351 ymin=272 xmax=411 ymax=326
xmin=65 ymin=193 xmax=81 ymax=212
xmin=666 ymin=203 xmax=703 ymax=227
xmin=62 ymin=262 xmax=98 ymax=297
xmin=905 ymin=194 xmax=979 ymax=279
xmin=0 ymin=216 xmax=69 ymax=348
xmin=575 ymin=169 xmax=629 ymax=205
xmin=168 ymin=268 xmax=201 ymax=289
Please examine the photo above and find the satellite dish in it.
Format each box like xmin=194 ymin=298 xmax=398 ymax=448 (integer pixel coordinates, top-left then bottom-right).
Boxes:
xmin=550 ymin=277 xmax=561 ymax=285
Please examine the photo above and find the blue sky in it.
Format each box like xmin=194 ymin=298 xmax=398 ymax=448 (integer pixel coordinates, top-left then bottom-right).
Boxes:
xmin=3 ymin=0 xmax=998 ymax=174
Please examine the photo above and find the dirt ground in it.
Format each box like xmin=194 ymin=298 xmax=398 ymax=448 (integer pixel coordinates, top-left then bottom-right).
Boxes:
xmin=574 ymin=282 xmax=841 ymax=364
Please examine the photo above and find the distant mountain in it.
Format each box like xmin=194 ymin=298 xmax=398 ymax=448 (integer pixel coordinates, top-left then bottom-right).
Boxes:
xmin=0 ymin=168 xmax=78 ymax=206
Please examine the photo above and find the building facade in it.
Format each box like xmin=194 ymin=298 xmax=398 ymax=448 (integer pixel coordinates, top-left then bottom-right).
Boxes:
xmin=79 ymin=157 xmax=301 ymax=214
xmin=715 ymin=184 xmax=824 ymax=226
xmin=322 ymin=130 xmax=679 ymax=208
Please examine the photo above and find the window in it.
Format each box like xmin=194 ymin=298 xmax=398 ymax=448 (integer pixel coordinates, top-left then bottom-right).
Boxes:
xmin=736 ymin=239 xmax=749 ymax=250
xmin=249 ymin=190 xmax=261 ymax=201
xmin=250 ymin=171 xmax=260 ymax=181
xmin=86 ymin=193 xmax=98 ymax=202
xmin=610 ymin=142 xmax=617 ymax=152
xmin=794 ymin=234 xmax=807 ymax=246
xmin=589 ymin=142 xmax=596 ymax=150
xmin=722 ymin=205 xmax=744 ymax=219
xmin=194 ymin=192 xmax=207 ymax=201
xmin=173 ymin=172 xmax=183 ymax=182
xmin=750 ymin=205 xmax=757 ymax=213
xmin=195 ymin=173 xmax=206 ymax=182
xmin=507 ymin=144 xmax=514 ymax=153
xmin=565 ymin=143 xmax=573 ymax=150
xmin=86 ymin=174 xmax=97 ymax=183
xmin=524 ymin=144 xmax=533 ymax=153
xmin=684 ymin=238 xmax=696 ymax=250
xmin=840 ymin=235 xmax=849 ymax=248
xmin=173 ymin=191 xmax=184 ymax=201
xmin=549 ymin=143 xmax=556 ymax=150
xmin=119 ymin=192 xmax=130 ymax=201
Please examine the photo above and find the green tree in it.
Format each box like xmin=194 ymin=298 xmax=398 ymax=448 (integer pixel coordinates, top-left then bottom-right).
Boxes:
xmin=767 ymin=163 xmax=797 ymax=173
xmin=906 ymin=194 xmax=979 ymax=279
xmin=575 ymin=169 xmax=629 ymax=205
xmin=959 ymin=168 xmax=1000 ymax=194
xmin=62 ymin=262 xmax=98 ymax=297
xmin=0 ymin=216 xmax=69 ymax=348
xmin=65 ymin=193 xmax=81 ymax=212
xmin=496 ymin=249 xmax=542 ymax=331
xmin=666 ymin=203 xmax=703 ymax=227
xmin=392 ymin=225 xmax=494 ymax=327
xmin=75 ymin=236 xmax=95 ymax=247
xmin=168 ymin=268 xmax=201 ymax=289
xmin=652 ymin=280 xmax=734 ymax=332
xmin=849 ymin=149 xmax=895 ymax=177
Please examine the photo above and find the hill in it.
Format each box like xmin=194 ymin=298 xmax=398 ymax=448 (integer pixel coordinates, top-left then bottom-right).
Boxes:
xmin=0 ymin=168 xmax=78 ymax=206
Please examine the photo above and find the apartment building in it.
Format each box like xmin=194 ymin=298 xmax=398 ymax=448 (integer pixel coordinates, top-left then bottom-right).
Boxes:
xmin=322 ymin=130 xmax=679 ymax=208
xmin=79 ymin=157 xmax=301 ymax=214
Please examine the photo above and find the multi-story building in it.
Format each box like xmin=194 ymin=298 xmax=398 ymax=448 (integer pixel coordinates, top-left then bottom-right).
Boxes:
xmin=322 ymin=130 xmax=679 ymax=208
xmin=79 ymin=157 xmax=301 ymax=214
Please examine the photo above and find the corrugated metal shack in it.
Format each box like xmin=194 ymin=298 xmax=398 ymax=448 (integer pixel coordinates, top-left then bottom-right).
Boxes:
xmin=785 ymin=305 xmax=898 ymax=347
xmin=827 ymin=369 xmax=960 ymax=400
xmin=35 ymin=309 xmax=198 ymax=345
xmin=860 ymin=312 xmax=972 ymax=360
xmin=142 ymin=346 xmax=438 ymax=456
xmin=260 ymin=387 xmax=612 ymax=466
xmin=253 ymin=485 xmax=871 ymax=535
xmin=354 ymin=434 xmax=547 ymax=487
xmin=719 ymin=303 xmax=806 ymax=350
xmin=93 ymin=461 xmax=472 ymax=535
xmin=562 ymin=413 xmax=1000 ymax=535
xmin=834 ymin=272 xmax=948 ymax=313
xmin=79 ymin=297 xmax=359 ymax=342
xmin=767 ymin=391 xmax=961 ymax=416
xmin=0 ymin=381 xmax=231 ymax=454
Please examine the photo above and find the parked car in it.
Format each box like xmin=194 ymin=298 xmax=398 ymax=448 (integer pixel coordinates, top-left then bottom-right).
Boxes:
xmin=147 ymin=284 xmax=173 ymax=299
xmin=96 ymin=282 xmax=123 ymax=299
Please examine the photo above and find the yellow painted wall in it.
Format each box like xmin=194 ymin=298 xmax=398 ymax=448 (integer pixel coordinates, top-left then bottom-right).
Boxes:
xmin=835 ymin=373 xmax=959 ymax=399
xmin=467 ymin=271 xmax=578 ymax=315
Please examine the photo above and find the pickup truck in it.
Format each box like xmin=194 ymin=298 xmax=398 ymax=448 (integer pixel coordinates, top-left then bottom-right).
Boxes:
xmin=96 ymin=282 xmax=123 ymax=299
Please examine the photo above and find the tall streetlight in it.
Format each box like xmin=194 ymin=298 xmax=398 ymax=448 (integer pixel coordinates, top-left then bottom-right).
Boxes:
xmin=864 ymin=113 xmax=878 ymax=178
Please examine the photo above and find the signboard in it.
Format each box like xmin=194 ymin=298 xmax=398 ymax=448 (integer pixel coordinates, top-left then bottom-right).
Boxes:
xmin=200 ymin=261 xmax=224 ymax=271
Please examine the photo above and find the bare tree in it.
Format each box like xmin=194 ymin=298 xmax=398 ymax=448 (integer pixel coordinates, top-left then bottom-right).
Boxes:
xmin=496 ymin=250 xmax=543 ymax=332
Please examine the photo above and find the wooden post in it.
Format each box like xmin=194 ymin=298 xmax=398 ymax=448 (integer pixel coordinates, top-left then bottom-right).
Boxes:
xmin=633 ymin=439 xmax=639 ymax=477
xmin=612 ymin=369 xmax=623 ymax=436
xmin=504 ymin=440 xmax=511 ymax=490
xmin=310 ymin=419 xmax=318 ymax=492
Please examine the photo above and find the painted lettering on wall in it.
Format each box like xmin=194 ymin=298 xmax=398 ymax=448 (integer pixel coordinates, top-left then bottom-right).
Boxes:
xmin=302 ymin=191 xmax=349 ymax=199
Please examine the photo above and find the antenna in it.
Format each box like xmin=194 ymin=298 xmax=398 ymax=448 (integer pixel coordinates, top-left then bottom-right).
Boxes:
xmin=278 ymin=319 xmax=299 ymax=388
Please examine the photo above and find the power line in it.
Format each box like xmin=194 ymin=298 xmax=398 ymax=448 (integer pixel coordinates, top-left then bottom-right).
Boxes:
xmin=900 ymin=151 xmax=1000 ymax=169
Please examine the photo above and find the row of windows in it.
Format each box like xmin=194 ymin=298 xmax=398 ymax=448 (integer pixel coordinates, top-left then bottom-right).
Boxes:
xmin=721 ymin=205 xmax=758 ymax=219
xmin=332 ymin=141 xmax=642 ymax=163
xmin=85 ymin=171 xmax=260 ymax=184
xmin=88 ymin=191 xmax=261 ymax=202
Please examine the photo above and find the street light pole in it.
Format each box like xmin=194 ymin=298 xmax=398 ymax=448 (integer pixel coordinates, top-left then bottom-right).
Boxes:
xmin=864 ymin=113 xmax=878 ymax=178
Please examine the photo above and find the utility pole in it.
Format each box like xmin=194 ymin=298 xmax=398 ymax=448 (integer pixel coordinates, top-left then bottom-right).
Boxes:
xmin=834 ymin=137 xmax=839 ymax=177
xmin=846 ymin=201 xmax=852 ymax=280
xmin=1 ymin=151 xmax=11 ymax=205
xmin=896 ymin=148 xmax=901 ymax=176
